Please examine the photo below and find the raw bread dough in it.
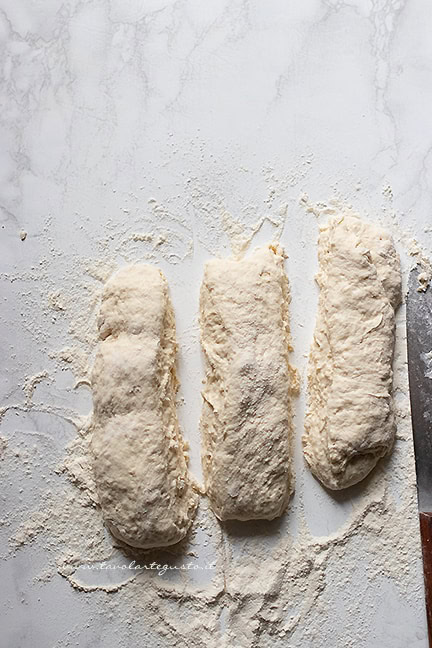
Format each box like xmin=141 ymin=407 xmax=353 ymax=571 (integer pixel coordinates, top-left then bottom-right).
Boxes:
xmin=303 ymin=215 xmax=402 ymax=490
xmin=91 ymin=265 xmax=198 ymax=548
xmin=200 ymin=244 xmax=296 ymax=521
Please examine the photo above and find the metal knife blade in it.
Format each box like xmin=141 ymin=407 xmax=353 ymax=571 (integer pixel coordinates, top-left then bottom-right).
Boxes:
xmin=406 ymin=264 xmax=432 ymax=647
xmin=406 ymin=265 xmax=432 ymax=512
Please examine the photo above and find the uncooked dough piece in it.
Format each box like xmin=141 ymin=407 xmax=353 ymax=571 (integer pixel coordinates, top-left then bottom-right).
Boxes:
xmin=200 ymin=244 xmax=296 ymax=521
xmin=91 ymin=265 xmax=198 ymax=548
xmin=303 ymin=214 xmax=402 ymax=490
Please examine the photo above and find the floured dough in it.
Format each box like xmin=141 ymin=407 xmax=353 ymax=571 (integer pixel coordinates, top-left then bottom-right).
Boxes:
xmin=303 ymin=214 xmax=402 ymax=490
xmin=91 ymin=265 xmax=198 ymax=548
xmin=200 ymin=244 xmax=296 ymax=521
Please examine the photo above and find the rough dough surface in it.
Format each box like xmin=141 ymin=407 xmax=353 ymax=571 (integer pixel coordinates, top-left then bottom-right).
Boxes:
xmin=200 ymin=244 xmax=296 ymax=521
xmin=91 ymin=264 xmax=198 ymax=548
xmin=303 ymin=215 xmax=402 ymax=490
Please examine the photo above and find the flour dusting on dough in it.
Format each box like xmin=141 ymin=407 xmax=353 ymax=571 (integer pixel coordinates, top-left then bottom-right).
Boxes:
xmin=303 ymin=214 xmax=401 ymax=489
xmin=200 ymin=244 xmax=297 ymax=520
xmin=91 ymin=265 xmax=198 ymax=548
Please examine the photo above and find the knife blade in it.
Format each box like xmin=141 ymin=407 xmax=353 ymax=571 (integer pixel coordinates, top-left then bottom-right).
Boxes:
xmin=406 ymin=264 xmax=432 ymax=646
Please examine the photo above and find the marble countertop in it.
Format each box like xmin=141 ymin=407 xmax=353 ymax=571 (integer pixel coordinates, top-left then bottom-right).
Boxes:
xmin=1 ymin=1 xmax=431 ymax=646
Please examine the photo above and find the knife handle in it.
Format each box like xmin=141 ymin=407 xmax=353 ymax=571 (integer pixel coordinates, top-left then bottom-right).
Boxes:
xmin=420 ymin=512 xmax=432 ymax=645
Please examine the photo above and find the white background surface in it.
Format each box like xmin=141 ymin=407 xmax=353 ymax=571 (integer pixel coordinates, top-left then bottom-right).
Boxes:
xmin=1 ymin=1 xmax=431 ymax=646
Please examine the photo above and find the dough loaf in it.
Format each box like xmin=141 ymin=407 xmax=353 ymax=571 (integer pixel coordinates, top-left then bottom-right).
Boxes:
xmin=91 ymin=265 xmax=198 ymax=548
xmin=200 ymin=245 xmax=296 ymax=521
xmin=303 ymin=215 xmax=402 ymax=490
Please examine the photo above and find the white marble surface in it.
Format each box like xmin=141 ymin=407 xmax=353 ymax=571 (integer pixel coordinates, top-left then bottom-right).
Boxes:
xmin=1 ymin=1 xmax=431 ymax=647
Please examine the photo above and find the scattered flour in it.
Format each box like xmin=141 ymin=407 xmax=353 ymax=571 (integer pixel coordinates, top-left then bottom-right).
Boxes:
xmin=0 ymin=176 xmax=427 ymax=647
